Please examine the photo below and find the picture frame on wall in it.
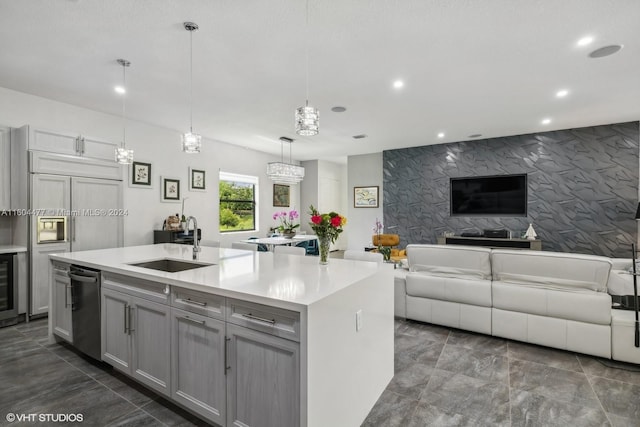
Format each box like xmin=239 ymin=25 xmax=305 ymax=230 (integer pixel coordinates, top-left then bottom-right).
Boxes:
xmin=130 ymin=161 xmax=152 ymax=188
xmin=161 ymin=177 xmax=180 ymax=202
xmin=273 ymin=184 xmax=290 ymax=207
xmin=189 ymin=168 xmax=206 ymax=191
xmin=354 ymin=186 xmax=379 ymax=208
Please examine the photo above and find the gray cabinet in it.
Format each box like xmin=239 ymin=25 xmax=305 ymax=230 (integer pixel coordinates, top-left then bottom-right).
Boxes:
xmin=101 ymin=280 xmax=171 ymax=397
xmin=226 ymin=323 xmax=300 ymax=427
xmin=171 ymin=308 xmax=226 ymax=425
xmin=0 ymin=126 xmax=10 ymax=210
xmin=102 ymin=280 xmax=301 ymax=427
xmin=26 ymin=126 xmax=118 ymax=161
xmin=51 ymin=262 xmax=72 ymax=342
xmin=101 ymin=287 xmax=131 ymax=372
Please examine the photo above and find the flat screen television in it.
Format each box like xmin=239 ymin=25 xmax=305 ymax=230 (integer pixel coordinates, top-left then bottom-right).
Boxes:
xmin=450 ymin=174 xmax=527 ymax=216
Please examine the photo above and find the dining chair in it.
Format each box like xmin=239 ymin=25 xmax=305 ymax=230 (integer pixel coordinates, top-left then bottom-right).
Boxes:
xmin=343 ymin=250 xmax=383 ymax=264
xmin=273 ymin=245 xmax=306 ymax=256
xmin=231 ymin=242 xmax=258 ymax=251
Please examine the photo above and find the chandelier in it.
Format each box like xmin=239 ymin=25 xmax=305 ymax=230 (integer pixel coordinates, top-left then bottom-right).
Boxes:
xmin=295 ymin=0 xmax=319 ymax=136
xmin=115 ymin=59 xmax=134 ymax=164
xmin=267 ymin=137 xmax=305 ymax=184
xmin=181 ymin=21 xmax=202 ymax=153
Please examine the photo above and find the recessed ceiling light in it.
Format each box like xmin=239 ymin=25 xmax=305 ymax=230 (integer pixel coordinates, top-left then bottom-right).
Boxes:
xmin=577 ymin=36 xmax=594 ymax=47
xmin=114 ymin=86 xmax=126 ymax=94
xmin=556 ymin=89 xmax=569 ymax=98
xmin=589 ymin=44 xmax=623 ymax=58
xmin=393 ymin=80 xmax=404 ymax=89
xmin=468 ymin=134 xmax=482 ymax=138
xmin=541 ymin=118 xmax=551 ymax=125
xmin=437 ymin=132 xmax=445 ymax=138
xmin=331 ymin=106 xmax=347 ymax=113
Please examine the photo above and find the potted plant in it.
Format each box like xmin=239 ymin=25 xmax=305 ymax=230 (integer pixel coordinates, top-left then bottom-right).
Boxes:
xmin=273 ymin=210 xmax=300 ymax=238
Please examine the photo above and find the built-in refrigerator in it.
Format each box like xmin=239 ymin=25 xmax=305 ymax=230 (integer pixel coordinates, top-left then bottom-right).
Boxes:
xmin=29 ymin=174 xmax=123 ymax=315
xmin=11 ymin=125 xmax=124 ymax=317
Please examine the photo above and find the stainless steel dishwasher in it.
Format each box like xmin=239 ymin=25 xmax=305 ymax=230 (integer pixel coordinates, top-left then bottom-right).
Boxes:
xmin=68 ymin=265 xmax=101 ymax=360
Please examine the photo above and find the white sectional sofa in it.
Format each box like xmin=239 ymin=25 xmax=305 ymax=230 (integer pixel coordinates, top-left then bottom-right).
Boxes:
xmin=405 ymin=245 xmax=493 ymax=334
xmin=397 ymin=244 xmax=627 ymax=360
xmin=490 ymin=249 xmax=612 ymax=358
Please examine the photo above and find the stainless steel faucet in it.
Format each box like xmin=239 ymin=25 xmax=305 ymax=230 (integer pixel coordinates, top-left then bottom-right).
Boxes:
xmin=186 ymin=216 xmax=200 ymax=259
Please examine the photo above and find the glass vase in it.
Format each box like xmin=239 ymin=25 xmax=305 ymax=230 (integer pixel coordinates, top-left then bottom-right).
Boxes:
xmin=318 ymin=235 xmax=331 ymax=265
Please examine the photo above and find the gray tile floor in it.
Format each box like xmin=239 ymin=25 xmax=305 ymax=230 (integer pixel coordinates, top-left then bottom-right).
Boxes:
xmin=2 ymin=318 xmax=640 ymax=426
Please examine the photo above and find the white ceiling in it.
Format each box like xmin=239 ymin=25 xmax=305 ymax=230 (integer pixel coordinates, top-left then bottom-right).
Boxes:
xmin=1 ymin=0 xmax=639 ymax=164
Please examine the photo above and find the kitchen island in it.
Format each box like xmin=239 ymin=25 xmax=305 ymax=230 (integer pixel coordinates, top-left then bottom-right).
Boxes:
xmin=48 ymin=244 xmax=394 ymax=427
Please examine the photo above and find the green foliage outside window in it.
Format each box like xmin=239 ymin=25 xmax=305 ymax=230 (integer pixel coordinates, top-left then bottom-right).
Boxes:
xmin=219 ymin=180 xmax=256 ymax=232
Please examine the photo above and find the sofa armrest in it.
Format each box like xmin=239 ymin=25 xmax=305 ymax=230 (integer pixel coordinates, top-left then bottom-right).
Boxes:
xmin=610 ymin=258 xmax=632 ymax=271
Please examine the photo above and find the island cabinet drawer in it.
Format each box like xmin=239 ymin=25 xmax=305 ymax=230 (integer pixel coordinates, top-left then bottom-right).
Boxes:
xmin=102 ymin=272 xmax=169 ymax=304
xmin=171 ymin=287 xmax=224 ymax=320
xmin=226 ymin=298 xmax=300 ymax=342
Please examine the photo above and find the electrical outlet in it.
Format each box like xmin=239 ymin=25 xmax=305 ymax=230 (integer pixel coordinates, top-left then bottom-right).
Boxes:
xmin=356 ymin=309 xmax=362 ymax=331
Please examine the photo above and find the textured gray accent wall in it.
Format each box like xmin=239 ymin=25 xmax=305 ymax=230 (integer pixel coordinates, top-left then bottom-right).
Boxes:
xmin=383 ymin=121 xmax=639 ymax=258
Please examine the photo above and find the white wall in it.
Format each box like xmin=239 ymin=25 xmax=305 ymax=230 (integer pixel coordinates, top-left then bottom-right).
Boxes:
xmin=300 ymin=159 xmax=348 ymax=250
xmin=347 ymin=153 xmax=383 ymax=250
xmin=0 ymin=86 xmax=300 ymax=248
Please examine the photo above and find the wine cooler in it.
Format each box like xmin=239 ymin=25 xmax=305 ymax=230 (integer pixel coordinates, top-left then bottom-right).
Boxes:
xmin=0 ymin=253 xmax=18 ymax=327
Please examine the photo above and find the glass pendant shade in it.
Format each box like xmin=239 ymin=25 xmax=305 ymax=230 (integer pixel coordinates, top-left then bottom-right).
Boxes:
xmin=295 ymin=104 xmax=319 ymax=136
xmin=181 ymin=131 xmax=202 ymax=154
xmin=182 ymin=22 xmax=201 ymax=153
xmin=115 ymin=147 xmax=134 ymax=164
xmin=266 ymin=162 xmax=305 ymax=184
xmin=114 ymin=58 xmax=133 ymax=165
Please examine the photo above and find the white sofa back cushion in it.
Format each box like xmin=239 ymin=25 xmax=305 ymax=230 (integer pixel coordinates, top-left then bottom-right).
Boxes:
xmin=491 ymin=249 xmax=611 ymax=292
xmin=407 ymin=244 xmax=492 ymax=280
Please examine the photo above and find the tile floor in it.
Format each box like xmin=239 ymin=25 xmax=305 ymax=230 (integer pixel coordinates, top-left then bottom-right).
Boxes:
xmin=1 ymin=318 xmax=640 ymax=426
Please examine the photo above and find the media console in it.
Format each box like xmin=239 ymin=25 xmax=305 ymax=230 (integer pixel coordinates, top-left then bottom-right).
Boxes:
xmin=436 ymin=236 xmax=542 ymax=250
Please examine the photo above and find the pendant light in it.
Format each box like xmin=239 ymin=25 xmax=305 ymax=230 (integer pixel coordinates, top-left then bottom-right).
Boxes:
xmin=115 ymin=59 xmax=134 ymax=164
xmin=267 ymin=137 xmax=305 ymax=184
xmin=182 ymin=21 xmax=201 ymax=153
xmin=295 ymin=0 xmax=319 ymax=136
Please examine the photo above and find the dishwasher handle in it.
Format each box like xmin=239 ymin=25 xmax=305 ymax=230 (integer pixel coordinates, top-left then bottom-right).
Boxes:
xmin=68 ymin=273 xmax=98 ymax=283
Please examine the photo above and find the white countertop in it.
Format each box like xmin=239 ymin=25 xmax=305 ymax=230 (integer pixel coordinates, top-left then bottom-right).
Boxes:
xmin=0 ymin=245 xmax=27 ymax=254
xmin=50 ymin=244 xmax=388 ymax=310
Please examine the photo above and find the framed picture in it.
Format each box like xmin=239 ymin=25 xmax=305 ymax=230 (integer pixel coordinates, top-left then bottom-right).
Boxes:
xmin=161 ymin=177 xmax=180 ymax=202
xmin=273 ymin=184 xmax=290 ymax=207
xmin=189 ymin=168 xmax=206 ymax=191
xmin=130 ymin=161 xmax=152 ymax=188
xmin=354 ymin=186 xmax=379 ymax=208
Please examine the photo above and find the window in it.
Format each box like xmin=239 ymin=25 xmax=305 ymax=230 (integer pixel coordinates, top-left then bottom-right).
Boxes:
xmin=219 ymin=172 xmax=258 ymax=232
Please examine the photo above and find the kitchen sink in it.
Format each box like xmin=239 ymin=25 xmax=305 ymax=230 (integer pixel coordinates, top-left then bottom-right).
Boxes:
xmin=129 ymin=258 xmax=213 ymax=273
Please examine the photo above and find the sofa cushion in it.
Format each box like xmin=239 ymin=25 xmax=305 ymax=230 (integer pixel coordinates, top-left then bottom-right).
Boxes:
xmin=406 ymin=272 xmax=492 ymax=307
xmin=407 ymin=244 xmax=492 ymax=280
xmin=491 ymin=249 xmax=611 ymax=292
xmin=492 ymin=282 xmax=611 ymax=325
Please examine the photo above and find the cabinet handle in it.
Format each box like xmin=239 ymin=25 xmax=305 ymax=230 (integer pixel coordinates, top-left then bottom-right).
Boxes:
xmin=74 ymin=137 xmax=79 ymax=154
xmin=80 ymin=137 xmax=85 ymax=154
xmin=241 ymin=313 xmax=276 ymax=325
xmin=224 ymin=337 xmax=231 ymax=375
xmin=64 ymin=284 xmax=70 ymax=308
xmin=180 ymin=315 xmax=206 ymax=325
xmin=128 ymin=306 xmax=135 ymax=333
xmin=183 ymin=298 xmax=207 ymax=307
xmin=71 ymin=217 xmax=76 ymax=242
xmin=123 ymin=304 xmax=128 ymax=334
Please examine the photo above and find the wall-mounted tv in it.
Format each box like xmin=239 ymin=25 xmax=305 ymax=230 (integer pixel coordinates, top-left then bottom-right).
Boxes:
xmin=450 ymin=174 xmax=527 ymax=216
